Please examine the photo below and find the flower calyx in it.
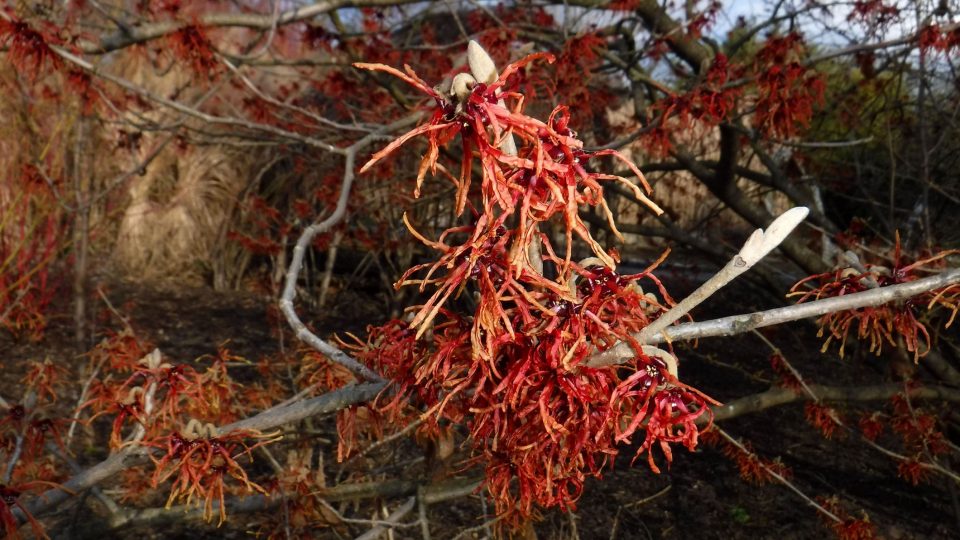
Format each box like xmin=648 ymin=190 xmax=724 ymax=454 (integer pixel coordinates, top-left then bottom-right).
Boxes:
xmin=182 ymin=418 xmax=219 ymax=440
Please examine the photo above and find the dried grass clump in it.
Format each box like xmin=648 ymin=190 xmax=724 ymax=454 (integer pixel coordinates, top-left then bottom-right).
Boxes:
xmin=104 ymin=43 xmax=272 ymax=284
xmin=113 ymin=144 xmax=262 ymax=282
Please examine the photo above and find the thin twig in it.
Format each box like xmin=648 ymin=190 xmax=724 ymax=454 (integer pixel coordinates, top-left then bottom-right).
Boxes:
xmin=451 ymin=518 xmax=501 ymax=540
xmin=714 ymin=427 xmax=843 ymax=524
xmin=48 ymin=44 xmax=345 ymax=155
xmin=314 ymin=498 xmax=421 ymax=528
xmin=96 ymin=285 xmax=134 ymax=332
xmin=75 ymin=0 xmax=426 ymax=53
xmin=624 ymin=484 xmax=672 ymax=508
xmin=337 ymin=414 xmax=426 ymax=479
xmin=2 ymin=433 xmax=25 ymax=484
xmin=750 ymin=330 xmax=819 ymax=400
xmin=0 ymin=287 xmax=30 ymax=328
xmin=418 ymin=486 xmax=432 ymax=540
xmin=354 ymin=497 xmax=417 ymax=540
xmin=66 ymin=357 xmax=106 ymax=446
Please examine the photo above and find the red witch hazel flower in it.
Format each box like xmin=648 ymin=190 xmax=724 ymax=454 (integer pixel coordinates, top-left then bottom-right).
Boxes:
xmin=790 ymin=234 xmax=958 ymax=360
xmin=149 ymin=420 xmax=277 ymax=525
xmin=2 ymin=480 xmax=66 ymax=540
xmin=350 ymin=41 xmax=717 ymax=525
xmin=752 ymin=32 xmax=825 ymax=138
xmin=819 ymin=496 xmax=878 ymax=540
xmin=0 ymin=15 xmax=64 ymax=80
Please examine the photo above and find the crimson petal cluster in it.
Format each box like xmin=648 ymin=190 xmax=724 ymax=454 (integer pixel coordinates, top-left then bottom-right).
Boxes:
xmin=348 ymin=51 xmax=716 ymax=523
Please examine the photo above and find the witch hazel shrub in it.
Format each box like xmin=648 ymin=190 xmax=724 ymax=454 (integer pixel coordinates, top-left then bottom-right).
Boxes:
xmin=340 ymin=42 xmax=719 ymax=524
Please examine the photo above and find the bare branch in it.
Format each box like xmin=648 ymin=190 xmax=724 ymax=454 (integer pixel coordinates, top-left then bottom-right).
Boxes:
xmin=637 ymin=207 xmax=809 ymax=345
xmin=590 ymin=268 xmax=960 ymax=366
xmin=222 ymin=382 xmax=387 ymax=434
xmin=355 ymin=497 xmax=416 ymax=540
xmin=84 ymin=0 xmax=427 ymax=53
xmin=714 ymin=427 xmax=844 ymax=524
xmin=103 ymin=476 xmax=482 ymax=531
xmin=278 ymin=114 xmax=420 ymax=382
xmin=22 ymin=381 xmax=387 ymax=524
xmin=712 ymin=383 xmax=960 ymax=422
xmin=49 ymin=47 xmax=344 ymax=154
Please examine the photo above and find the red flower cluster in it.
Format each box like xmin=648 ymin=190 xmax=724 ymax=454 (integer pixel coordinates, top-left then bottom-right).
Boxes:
xmin=149 ymin=422 xmax=270 ymax=525
xmin=804 ymin=403 xmax=843 ymax=439
xmin=848 ymin=0 xmax=901 ymax=26
xmin=753 ymin=33 xmax=825 ymax=138
xmin=702 ymin=430 xmax=793 ymax=485
xmin=0 ymin=15 xmax=63 ymax=80
xmin=685 ymin=1 xmax=723 ymax=39
xmin=858 ymin=412 xmax=885 ymax=442
xmin=168 ymin=24 xmax=219 ymax=76
xmin=820 ymin=497 xmax=878 ymax=540
xmin=790 ymin=237 xmax=958 ymax=360
xmin=890 ymin=393 xmax=948 ymax=456
xmin=641 ymin=53 xmax=742 ymax=156
xmin=918 ymin=23 xmax=960 ymax=56
xmin=0 ymin=164 xmax=63 ymax=340
xmin=1 ymin=398 xmax=71 ymax=539
xmin=73 ymin=333 xmax=279 ymax=525
xmin=349 ymin=50 xmax=716 ymax=523
xmin=1 ymin=479 xmax=60 ymax=540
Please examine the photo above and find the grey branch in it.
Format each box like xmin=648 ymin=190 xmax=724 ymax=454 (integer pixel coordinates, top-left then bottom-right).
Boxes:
xmin=278 ymin=115 xmax=420 ymax=382
xmin=590 ymin=267 xmax=960 ymax=366
xmin=355 ymin=497 xmax=417 ymax=540
xmin=49 ymin=46 xmax=344 ymax=155
xmin=105 ymin=477 xmax=481 ymax=531
xmin=636 ymin=207 xmax=809 ymax=344
xmin=711 ymin=383 xmax=960 ymax=422
xmin=223 ymin=382 xmax=387 ymax=433
xmin=20 ymin=447 xmax=149 ymax=524
xmin=21 ymin=381 xmax=386 ymax=525
xmin=85 ymin=0 xmax=425 ymax=53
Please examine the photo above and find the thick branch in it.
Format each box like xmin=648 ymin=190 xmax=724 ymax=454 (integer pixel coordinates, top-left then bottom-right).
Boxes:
xmin=569 ymin=0 xmax=713 ymax=73
xmin=104 ymin=476 xmax=481 ymax=531
xmin=21 ymin=447 xmax=149 ymax=523
xmin=22 ymin=381 xmax=387 ymax=524
xmin=712 ymin=383 xmax=960 ymax=422
xmin=85 ymin=0 xmax=424 ymax=53
xmin=223 ymin=382 xmax=387 ymax=433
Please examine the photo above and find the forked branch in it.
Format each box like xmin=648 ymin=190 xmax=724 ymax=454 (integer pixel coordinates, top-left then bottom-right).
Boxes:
xmin=590 ymin=267 xmax=960 ymax=366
